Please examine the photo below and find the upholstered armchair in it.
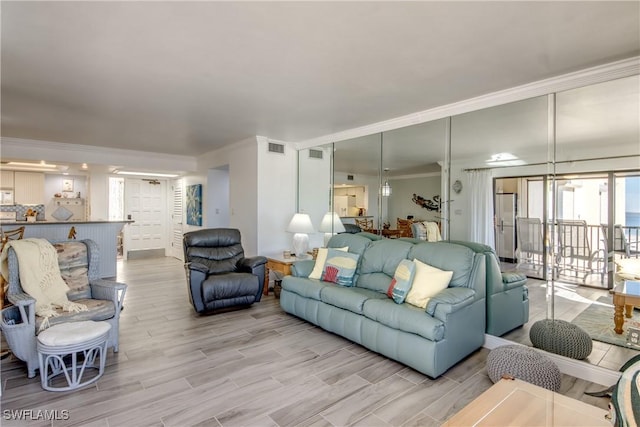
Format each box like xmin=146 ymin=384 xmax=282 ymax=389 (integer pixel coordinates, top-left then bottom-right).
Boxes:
xmin=0 ymin=239 xmax=127 ymax=378
xmin=183 ymin=228 xmax=267 ymax=314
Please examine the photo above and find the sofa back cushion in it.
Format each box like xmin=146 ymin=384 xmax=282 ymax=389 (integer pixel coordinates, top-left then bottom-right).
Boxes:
xmin=408 ymin=242 xmax=476 ymax=288
xmin=446 ymin=240 xmax=504 ymax=295
xmin=357 ymin=239 xmax=413 ymax=293
xmin=327 ymin=233 xmax=372 ymax=256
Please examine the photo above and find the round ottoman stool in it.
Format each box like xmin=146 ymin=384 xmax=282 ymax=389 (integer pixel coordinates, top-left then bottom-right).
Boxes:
xmin=529 ymin=319 xmax=592 ymax=360
xmin=486 ymin=344 xmax=561 ymax=391
xmin=37 ymin=321 xmax=111 ymax=391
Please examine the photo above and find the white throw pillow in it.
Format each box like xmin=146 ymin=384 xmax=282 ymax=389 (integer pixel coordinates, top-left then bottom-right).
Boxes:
xmin=308 ymin=246 xmax=348 ymax=279
xmin=405 ymin=259 xmax=453 ymax=308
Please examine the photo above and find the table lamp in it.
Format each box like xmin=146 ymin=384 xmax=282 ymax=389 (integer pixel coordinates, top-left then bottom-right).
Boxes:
xmin=319 ymin=212 xmax=346 ymax=246
xmin=287 ymin=213 xmax=315 ymax=258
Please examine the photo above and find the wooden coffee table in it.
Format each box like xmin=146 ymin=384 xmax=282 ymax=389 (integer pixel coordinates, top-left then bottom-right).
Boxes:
xmin=443 ymin=378 xmax=609 ymax=426
xmin=612 ymin=280 xmax=640 ymax=334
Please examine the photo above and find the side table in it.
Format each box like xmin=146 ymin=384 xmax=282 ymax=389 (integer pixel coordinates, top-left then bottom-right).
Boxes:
xmin=263 ymin=254 xmax=297 ymax=296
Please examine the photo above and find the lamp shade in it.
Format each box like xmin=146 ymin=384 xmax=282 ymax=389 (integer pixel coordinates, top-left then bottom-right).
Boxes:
xmin=286 ymin=213 xmax=315 ymax=234
xmin=319 ymin=212 xmax=346 ymax=233
xmin=382 ymin=180 xmax=392 ymax=197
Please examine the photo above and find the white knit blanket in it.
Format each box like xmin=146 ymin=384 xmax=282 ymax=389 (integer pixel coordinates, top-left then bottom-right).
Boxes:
xmin=1 ymin=238 xmax=87 ymax=328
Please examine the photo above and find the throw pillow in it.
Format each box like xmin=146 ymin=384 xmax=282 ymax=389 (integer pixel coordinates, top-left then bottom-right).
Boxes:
xmin=414 ymin=222 xmax=427 ymax=240
xmin=309 ymin=246 xmax=348 ymax=279
xmin=321 ymin=249 xmax=360 ymax=287
xmin=405 ymin=259 xmax=453 ymax=308
xmin=387 ymin=259 xmax=416 ymax=304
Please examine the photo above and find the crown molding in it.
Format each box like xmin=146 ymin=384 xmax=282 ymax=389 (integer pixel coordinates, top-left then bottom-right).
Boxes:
xmin=295 ymin=56 xmax=640 ymax=150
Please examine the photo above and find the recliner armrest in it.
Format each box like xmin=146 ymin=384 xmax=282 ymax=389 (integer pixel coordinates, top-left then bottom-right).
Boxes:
xmin=238 ymin=256 xmax=267 ymax=271
xmin=186 ymin=262 xmax=210 ymax=275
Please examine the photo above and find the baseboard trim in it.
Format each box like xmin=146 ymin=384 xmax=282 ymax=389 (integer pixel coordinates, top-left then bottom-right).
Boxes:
xmin=127 ymin=249 xmax=166 ymax=260
xmin=484 ymin=334 xmax=621 ymax=387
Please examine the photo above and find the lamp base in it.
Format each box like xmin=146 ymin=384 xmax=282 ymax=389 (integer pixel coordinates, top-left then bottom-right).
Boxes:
xmin=292 ymin=233 xmax=309 ymax=258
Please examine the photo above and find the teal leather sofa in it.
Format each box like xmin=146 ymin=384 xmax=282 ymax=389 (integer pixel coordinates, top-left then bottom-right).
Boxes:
xmin=280 ymin=233 xmax=487 ymax=378
xmin=447 ymin=241 xmax=529 ymax=337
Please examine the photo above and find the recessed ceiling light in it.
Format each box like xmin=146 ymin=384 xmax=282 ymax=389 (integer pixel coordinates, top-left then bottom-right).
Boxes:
xmin=81 ymin=163 xmax=88 ymax=169
xmin=6 ymin=161 xmax=58 ymax=168
xmin=114 ymin=170 xmax=179 ymax=178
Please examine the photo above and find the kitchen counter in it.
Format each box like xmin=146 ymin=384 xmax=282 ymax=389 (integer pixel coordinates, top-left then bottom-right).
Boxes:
xmin=0 ymin=220 xmax=133 ymax=278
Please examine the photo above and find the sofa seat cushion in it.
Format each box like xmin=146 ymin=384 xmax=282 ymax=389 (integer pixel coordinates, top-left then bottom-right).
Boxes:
xmin=35 ymin=298 xmax=115 ymax=332
xmin=320 ymin=285 xmax=386 ymax=314
xmin=202 ymin=272 xmax=258 ymax=302
xmin=363 ymin=299 xmax=445 ymax=341
xmin=282 ymin=276 xmax=330 ymax=300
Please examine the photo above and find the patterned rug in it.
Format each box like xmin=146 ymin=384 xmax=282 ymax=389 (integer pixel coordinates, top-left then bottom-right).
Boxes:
xmin=571 ymin=296 xmax=640 ymax=349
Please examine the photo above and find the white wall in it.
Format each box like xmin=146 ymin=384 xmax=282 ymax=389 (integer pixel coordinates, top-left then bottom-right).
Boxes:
xmin=43 ymin=174 xmax=88 ymax=221
xmin=298 ymin=146 xmax=332 ymax=249
xmin=197 ymin=137 xmax=260 ymax=256
xmin=387 ymin=175 xmax=442 ymax=225
xmin=206 ymin=167 xmax=230 ymax=228
xmin=256 ymin=136 xmax=297 ymax=256
xmin=88 ymin=173 xmax=109 ymax=221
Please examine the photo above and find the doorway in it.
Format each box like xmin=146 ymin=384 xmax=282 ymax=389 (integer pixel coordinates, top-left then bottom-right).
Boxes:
xmin=501 ymin=171 xmax=640 ymax=289
xmin=123 ymin=178 xmax=167 ymax=259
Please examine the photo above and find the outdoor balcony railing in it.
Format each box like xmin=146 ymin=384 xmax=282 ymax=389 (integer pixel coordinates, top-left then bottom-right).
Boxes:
xmin=516 ymin=220 xmax=639 ymax=287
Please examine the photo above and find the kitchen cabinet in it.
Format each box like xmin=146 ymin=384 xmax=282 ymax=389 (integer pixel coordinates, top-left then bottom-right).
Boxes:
xmin=1 ymin=171 xmax=14 ymax=188
xmin=14 ymin=172 xmax=45 ymax=205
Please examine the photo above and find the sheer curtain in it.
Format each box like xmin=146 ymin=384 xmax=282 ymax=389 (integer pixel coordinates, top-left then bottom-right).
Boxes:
xmin=467 ymin=170 xmax=495 ymax=248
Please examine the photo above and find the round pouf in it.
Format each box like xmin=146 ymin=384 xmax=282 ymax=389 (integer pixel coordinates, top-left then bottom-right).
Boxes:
xmin=529 ymin=319 xmax=592 ymax=360
xmin=37 ymin=320 xmax=111 ymax=392
xmin=486 ymin=345 xmax=561 ymax=391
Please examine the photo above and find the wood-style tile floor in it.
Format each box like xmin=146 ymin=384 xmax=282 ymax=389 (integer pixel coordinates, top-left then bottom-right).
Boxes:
xmin=1 ymin=256 xmax=614 ymax=426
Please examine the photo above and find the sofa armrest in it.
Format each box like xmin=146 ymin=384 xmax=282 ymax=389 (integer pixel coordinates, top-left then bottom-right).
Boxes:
xmin=425 ymin=287 xmax=476 ymax=320
xmin=291 ymin=260 xmax=315 ymax=278
xmin=501 ymin=272 xmax=528 ymax=291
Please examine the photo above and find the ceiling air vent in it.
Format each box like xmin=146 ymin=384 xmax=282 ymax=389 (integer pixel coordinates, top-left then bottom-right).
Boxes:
xmin=347 ymin=175 xmax=354 ymax=181
xmin=268 ymin=142 xmax=285 ymax=154
xmin=309 ymin=149 xmax=323 ymax=159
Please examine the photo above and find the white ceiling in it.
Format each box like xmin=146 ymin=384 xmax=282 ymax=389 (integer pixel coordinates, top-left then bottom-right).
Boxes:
xmin=2 ymin=1 xmax=639 ymax=158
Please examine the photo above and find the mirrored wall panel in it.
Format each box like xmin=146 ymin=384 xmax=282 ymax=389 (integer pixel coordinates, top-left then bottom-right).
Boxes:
xmin=381 ymin=119 xmax=447 ymax=239
xmin=333 ymin=133 xmax=382 ymax=233
xmin=450 ymin=95 xmax=551 ymax=249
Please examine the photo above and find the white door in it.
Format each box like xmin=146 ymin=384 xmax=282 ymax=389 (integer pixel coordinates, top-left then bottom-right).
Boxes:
xmin=495 ymin=193 xmax=517 ymax=261
xmin=170 ymin=179 xmax=184 ymax=261
xmin=124 ymin=178 xmax=166 ymax=255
